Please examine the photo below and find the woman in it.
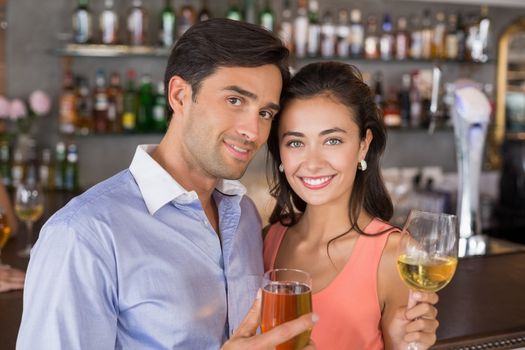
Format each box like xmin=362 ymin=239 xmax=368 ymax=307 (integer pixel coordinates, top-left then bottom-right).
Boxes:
xmin=264 ymin=62 xmax=438 ymax=349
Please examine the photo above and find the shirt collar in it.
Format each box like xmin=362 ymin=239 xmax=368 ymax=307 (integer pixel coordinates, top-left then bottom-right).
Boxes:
xmin=129 ymin=145 xmax=246 ymax=214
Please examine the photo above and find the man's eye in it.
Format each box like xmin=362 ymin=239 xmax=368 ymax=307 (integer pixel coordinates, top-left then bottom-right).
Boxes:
xmin=227 ymin=97 xmax=242 ymax=106
xmin=260 ymin=110 xmax=274 ymax=120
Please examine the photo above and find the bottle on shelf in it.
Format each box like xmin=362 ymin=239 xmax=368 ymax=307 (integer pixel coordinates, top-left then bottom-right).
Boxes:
xmin=259 ymin=0 xmax=275 ymax=32
xmin=410 ymin=15 xmax=423 ymax=59
xmin=471 ymin=5 xmax=491 ymax=62
xmin=159 ymin=0 xmax=176 ymax=48
xmin=349 ymin=9 xmax=364 ymax=58
xmin=278 ymin=0 xmax=293 ymax=54
xmin=336 ymin=9 xmax=350 ymax=58
xmin=122 ymin=69 xmax=139 ymax=133
xmin=364 ymin=15 xmax=379 ymax=59
xmin=445 ymin=13 xmax=459 ymax=60
xmin=54 ymin=142 xmax=66 ymax=191
xmin=320 ymin=11 xmax=336 ymax=58
xmin=39 ymin=149 xmax=55 ymax=191
xmin=293 ymin=0 xmax=309 ymax=58
xmin=137 ymin=74 xmax=154 ymax=132
xmin=380 ymin=14 xmax=394 ymax=61
xmin=420 ymin=9 xmax=433 ymax=59
xmin=178 ymin=0 xmax=196 ymax=38
xmin=152 ymin=82 xmax=168 ymax=132
xmin=383 ymin=87 xmax=402 ymax=128
xmin=455 ymin=13 xmax=467 ymax=60
xmin=395 ymin=16 xmax=410 ymax=60
xmin=93 ymin=69 xmax=109 ymax=133
xmin=0 ymin=141 xmax=10 ymax=187
xmin=75 ymin=76 xmax=92 ymax=135
xmin=64 ymin=143 xmax=79 ymax=192
xmin=107 ymin=72 xmax=123 ymax=133
xmin=198 ymin=0 xmax=212 ymax=22
xmin=373 ymin=71 xmax=385 ymax=110
xmin=398 ymin=73 xmax=411 ymax=128
xmin=127 ymin=0 xmax=148 ymax=46
xmin=11 ymin=149 xmax=24 ymax=189
xmin=409 ymin=72 xmax=423 ymax=128
xmin=72 ymin=0 xmax=92 ymax=44
xmin=432 ymin=11 xmax=447 ymax=59
xmin=99 ymin=0 xmax=119 ymax=45
xmin=307 ymin=0 xmax=321 ymax=57
xmin=24 ymin=145 xmax=39 ymax=186
xmin=59 ymin=69 xmax=78 ymax=135
xmin=226 ymin=0 xmax=243 ymax=21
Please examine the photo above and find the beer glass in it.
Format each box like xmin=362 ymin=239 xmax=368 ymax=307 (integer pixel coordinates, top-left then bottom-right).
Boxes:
xmin=261 ymin=268 xmax=312 ymax=350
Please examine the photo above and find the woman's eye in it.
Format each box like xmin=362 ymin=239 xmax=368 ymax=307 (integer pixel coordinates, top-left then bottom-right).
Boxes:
xmin=326 ymin=138 xmax=342 ymax=145
xmin=286 ymin=140 xmax=303 ymax=148
xmin=227 ymin=97 xmax=242 ymax=106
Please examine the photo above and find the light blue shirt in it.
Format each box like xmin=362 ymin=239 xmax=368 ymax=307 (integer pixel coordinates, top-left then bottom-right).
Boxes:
xmin=17 ymin=145 xmax=264 ymax=349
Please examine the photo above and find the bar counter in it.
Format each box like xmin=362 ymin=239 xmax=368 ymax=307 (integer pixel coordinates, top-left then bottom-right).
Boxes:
xmin=1 ymin=199 xmax=525 ymax=349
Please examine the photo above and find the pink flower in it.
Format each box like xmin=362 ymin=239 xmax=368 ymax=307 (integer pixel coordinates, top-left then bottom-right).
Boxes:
xmin=29 ymin=90 xmax=51 ymax=116
xmin=0 ymin=96 xmax=9 ymax=119
xmin=9 ymin=99 xmax=27 ymax=121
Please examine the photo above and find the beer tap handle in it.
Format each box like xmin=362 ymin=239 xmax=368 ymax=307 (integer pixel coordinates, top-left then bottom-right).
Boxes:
xmin=429 ymin=65 xmax=442 ymax=134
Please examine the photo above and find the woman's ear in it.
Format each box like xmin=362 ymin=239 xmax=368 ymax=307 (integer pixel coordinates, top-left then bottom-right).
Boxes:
xmin=167 ymin=76 xmax=190 ymax=117
xmin=360 ymin=129 xmax=373 ymax=159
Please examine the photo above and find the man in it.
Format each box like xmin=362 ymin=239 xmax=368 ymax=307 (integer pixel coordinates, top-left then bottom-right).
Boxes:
xmin=17 ymin=19 xmax=316 ymax=349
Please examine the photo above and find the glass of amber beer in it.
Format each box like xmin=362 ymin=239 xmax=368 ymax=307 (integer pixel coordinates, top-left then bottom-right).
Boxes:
xmin=261 ymin=268 xmax=312 ymax=350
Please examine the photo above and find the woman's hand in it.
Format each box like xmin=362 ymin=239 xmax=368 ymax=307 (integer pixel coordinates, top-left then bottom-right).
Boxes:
xmin=387 ymin=291 xmax=439 ymax=350
xmin=221 ymin=290 xmax=317 ymax=350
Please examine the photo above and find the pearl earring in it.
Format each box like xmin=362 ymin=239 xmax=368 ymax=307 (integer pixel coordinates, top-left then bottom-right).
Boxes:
xmin=278 ymin=164 xmax=284 ymax=173
xmin=358 ymin=159 xmax=367 ymax=171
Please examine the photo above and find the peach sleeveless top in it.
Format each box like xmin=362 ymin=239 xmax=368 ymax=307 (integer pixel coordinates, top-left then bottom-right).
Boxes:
xmin=263 ymin=218 xmax=396 ymax=350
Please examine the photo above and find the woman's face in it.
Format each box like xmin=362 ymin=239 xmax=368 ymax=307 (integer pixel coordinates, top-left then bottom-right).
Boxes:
xmin=278 ymin=95 xmax=372 ymax=208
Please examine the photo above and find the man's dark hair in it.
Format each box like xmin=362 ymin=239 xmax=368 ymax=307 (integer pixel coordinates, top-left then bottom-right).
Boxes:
xmin=164 ymin=18 xmax=290 ymax=119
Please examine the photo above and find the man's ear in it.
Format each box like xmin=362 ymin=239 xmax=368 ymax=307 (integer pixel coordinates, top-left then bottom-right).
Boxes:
xmin=168 ymin=76 xmax=191 ymax=116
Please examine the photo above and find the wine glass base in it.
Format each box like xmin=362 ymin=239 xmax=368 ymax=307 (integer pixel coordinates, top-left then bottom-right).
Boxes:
xmin=17 ymin=247 xmax=32 ymax=258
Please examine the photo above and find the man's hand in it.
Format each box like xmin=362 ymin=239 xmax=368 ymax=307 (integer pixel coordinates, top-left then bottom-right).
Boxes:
xmin=221 ymin=290 xmax=317 ymax=350
xmin=0 ymin=265 xmax=25 ymax=292
xmin=388 ymin=291 xmax=439 ymax=350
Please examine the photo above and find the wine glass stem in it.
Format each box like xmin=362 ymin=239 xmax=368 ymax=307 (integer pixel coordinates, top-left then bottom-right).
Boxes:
xmin=25 ymin=220 xmax=33 ymax=251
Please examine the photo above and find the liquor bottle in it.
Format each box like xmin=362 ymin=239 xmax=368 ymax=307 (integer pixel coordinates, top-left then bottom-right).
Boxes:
xmin=259 ymin=0 xmax=274 ymax=32
xmin=410 ymin=15 xmax=423 ymax=59
xmin=349 ymin=9 xmax=364 ymax=58
xmin=72 ymin=0 xmax=92 ymax=44
xmin=54 ymin=142 xmax=66 ymax=191
xmin=421 ymin=9 xmax=433 ymax=59
xmin=307 ymin=0 xmax=321 ymax=57
xmin=472 ymin=5 xmax=491 ymax=62
xmin=10 ymin=149 xmax=24 ymax=189
xmin=59 ymin=69 xmax=78 ymax=135
xmin=122 ymin=69 xmax=139 ymax=133
xmin=294 ymin=0 xmax=309 ymax=58
xmin=0 ymin=141 xmax=10 ymax=187
xmin=410 ymin=72 xmax=423 ymax=128
xmin=379 ymin=14 xmax=394 ymax=61
xmin=278 ymin=0 xmax=293 ymax=53
xmin=152 ymin=82 xmax=168 ymax=132
xmin=364 ymin=15 xmax=379 ymax=59
xmin=226 ymin=0 xmax=243 ymax=21
xmin=99 ymin=0 xmax=119 ymax=45
xmin=198 ymin=0 xmax=212 ymax=22
xmin=373 ymin=71 xmax=385 ymax=110
xmin=75 ymin=76 xmax=92 ymax=135
xmin=92 ymin=69 xmax=109 ymax=133
xmin=383 ymin=87 xmax=402 ymax=128
xmin=445 ymin=13 xmax=459 ymax=60
xmin=395 ymin=16 xmax=410 ymax=60
xmin=398 ymin=74 xmax=411 ymax=128
xmin=336 ymin=9 xmax=350 ymax=58
xmin=159 ymin=0 xmax=176 ymax=47
xmin=107 ymin=72 xmax=123 ymax=133
xmin=39 ymin=149 xmax=55 ymax=191
xmin=178 ymin=0 xmax=196 ymax=38
xmin=24 ymin=146 xmax=39 ymax=186
xmin=137 ymin=74 xmax=154 ymax=132
xmin=244 ymin=0 xmax=256 ymax=24
xmin=127 ymin=0 xmax=148 ymax=46
xmin=432 ymin=11 xmax=446 ymax=59
xmin=64 ymin=143 xmax=79 ymax=192
xmin=320 ymin=11 xmax=336 ymax=58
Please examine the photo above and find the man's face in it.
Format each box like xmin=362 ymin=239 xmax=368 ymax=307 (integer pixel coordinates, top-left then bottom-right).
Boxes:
xmin=180 ymin=65 xmax=282 ymax=180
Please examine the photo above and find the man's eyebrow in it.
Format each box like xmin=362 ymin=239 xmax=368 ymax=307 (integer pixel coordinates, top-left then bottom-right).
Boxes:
xmin=223 ymin=85 xmax=280 ymax=111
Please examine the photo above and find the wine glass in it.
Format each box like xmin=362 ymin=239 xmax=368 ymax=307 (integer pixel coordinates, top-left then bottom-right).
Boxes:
xmin=261 ymin=268 xmax=313 ymax=350
xmin=15 ymin=182 xmax=44 ymax=257
xmin=397 ymin=209 xmax=459 ymax=350
xmin=0 ymin=209 xmax=12 ymax=266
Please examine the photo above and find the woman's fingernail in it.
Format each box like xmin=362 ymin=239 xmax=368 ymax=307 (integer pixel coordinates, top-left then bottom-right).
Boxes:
xmin=311 ymin=313 xmax=320 ymax=323
xmin=413 ymin=292 xmax=422 ymax=300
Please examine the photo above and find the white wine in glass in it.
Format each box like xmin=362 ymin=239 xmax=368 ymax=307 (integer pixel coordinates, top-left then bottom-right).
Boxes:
xmin=397 ymin=210 xmax=459 ymax=350
xmin=15 ymin=182 xmax=44 ymax=258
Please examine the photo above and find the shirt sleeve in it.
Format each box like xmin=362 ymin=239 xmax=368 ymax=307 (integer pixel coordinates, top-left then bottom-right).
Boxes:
xmin=17 ymin=215 xmax=118 ymax=350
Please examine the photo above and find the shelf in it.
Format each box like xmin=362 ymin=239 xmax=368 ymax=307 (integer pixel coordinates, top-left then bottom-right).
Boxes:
xmin=54 ymin=44 xmax=171 ymax=57
xmin=294 ymin=56 xmax=492 ymax=65
xmin=506 ymin=132 xmax=525 ymax=141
